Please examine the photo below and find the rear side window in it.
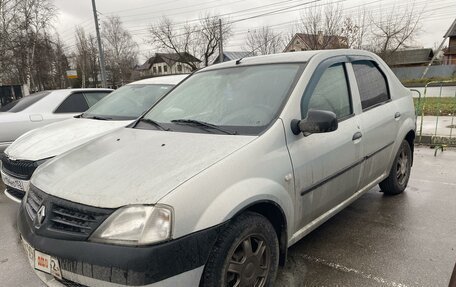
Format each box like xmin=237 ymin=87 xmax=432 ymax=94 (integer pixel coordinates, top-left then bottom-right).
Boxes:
xmin=54 ymin=93 xmax=89 ymax=113
xmin=352 ymin=60 xmax=390 ymax=110
xmin=304 ymin=63 xmax=352 ymax=120
xmin=3 ymin=91 xmax=51 ymax=113
xmin=84 ymin=92 xmax=109 ymax=107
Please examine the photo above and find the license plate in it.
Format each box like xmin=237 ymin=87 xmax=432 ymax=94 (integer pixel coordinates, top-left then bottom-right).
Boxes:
xmin=22 ymin=239 xmax=62 ymax=279
xmin=1 ymin=170 xmax=30 ymax=192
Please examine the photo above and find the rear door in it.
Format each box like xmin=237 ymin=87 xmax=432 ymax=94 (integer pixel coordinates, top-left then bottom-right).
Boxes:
xmin=287 ymin=57 xmax=364 ymax=230
xmin=349 ymin=59 xmax=399 ymax=188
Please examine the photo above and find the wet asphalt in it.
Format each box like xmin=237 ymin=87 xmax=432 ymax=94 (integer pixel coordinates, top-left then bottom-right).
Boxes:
xmin=0 ymin=147 xmax=455 ymax=287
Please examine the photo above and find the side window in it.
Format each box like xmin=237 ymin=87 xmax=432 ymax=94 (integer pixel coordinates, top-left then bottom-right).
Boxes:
xmin=304 ymin=63 xmax=352 ymax=119
xmin=84 ymin=92 xmax=109 ymax=107
xmin=54 ymin=93 xmax=89 ymax=113
xmin=352 ymin=60 xmax=390 ymax=110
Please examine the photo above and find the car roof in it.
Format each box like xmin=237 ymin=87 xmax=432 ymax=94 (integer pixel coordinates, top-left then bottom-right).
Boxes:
xmin=48 ymin=88 xmax=113 ymax=93
xmin=201 ymin=49 xmax=379 ymax=71
xmin=129 ymin=74 xmax=190 ymax=85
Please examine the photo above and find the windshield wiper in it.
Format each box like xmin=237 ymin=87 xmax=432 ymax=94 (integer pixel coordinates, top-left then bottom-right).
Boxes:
xmin=84 ymin=115 xmax=112 ymax=120
xmin=171 ymin=119 xmax=236 ymax=135
xmin=139 ymin=118 xmax=170 ymax=131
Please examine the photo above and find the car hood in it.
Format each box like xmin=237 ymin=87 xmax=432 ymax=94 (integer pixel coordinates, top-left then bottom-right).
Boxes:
xmin=5 ymin=118 xmax=129 ymax=161
xmin=0 ymin=112 xmax=25 ymax=121
xmin=32 ymin=128 xmax=256 ymax=208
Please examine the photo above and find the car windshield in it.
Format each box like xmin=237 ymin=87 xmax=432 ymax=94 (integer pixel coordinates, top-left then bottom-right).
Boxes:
xmin=83 ymin=84 xmax=174 ymax=120
xmin=1 ymin=91 xmax=51 ymax=113
xmin=142 ymin=63 xmax=303 ymax=135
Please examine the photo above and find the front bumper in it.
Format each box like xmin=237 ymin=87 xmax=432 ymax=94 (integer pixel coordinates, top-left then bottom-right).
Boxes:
xmin=18 ymin=202 xmax=223 ymax=286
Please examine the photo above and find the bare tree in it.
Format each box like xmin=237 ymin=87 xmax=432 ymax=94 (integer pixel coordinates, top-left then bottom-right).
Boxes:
xmin=74 ymin=27 xmax=90 ymax=87
xmin=245 ymin=26 xmax=283 ymax=55
xmin=148 ymin=14 xmax=231 ymax=68
xmin=369 ymin=2 xmax=422 ymax=56
xmin=102 ymin=15 xmax=138 ymax=86
xmin=15 ymin=0 xmax=57 ymax=91
xmin=297 ymin=3 xmax=346 ymax=50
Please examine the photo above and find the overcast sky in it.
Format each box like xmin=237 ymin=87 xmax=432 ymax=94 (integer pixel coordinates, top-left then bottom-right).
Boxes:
xmin=53 ymin=0 xmax=456 ymax=63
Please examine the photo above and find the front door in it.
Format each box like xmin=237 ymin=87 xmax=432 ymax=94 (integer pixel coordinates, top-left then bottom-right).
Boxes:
xmin=287 ymin=59 xmax=363 ymax=231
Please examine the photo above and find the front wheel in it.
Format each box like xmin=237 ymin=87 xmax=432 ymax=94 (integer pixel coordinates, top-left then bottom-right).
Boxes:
xmin=379 ymin=140 xmax=412 ymax=195
xmin=201 ymin=212 xmax=279 ymax=287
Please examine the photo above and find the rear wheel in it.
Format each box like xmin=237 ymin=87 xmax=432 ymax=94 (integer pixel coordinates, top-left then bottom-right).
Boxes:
xmin=379 ymin=140 xmax=412 ymax=195
xmin=201 ymin=212 xmax=279 ymax=287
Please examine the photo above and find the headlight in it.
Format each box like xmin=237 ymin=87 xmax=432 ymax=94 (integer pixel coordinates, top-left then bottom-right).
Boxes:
xmin=90 ymin=205 xmax=173 ymax=246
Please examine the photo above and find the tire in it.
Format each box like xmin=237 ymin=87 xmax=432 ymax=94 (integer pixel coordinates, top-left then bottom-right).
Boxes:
xmin=379 ymin=140 xmax=412 ymax=195
xmin=201 ymin=212 xmax=279 ymax=287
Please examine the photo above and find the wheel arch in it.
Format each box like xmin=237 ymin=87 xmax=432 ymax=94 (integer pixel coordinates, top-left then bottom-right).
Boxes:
xmin=233 ymin=200 xmax=289 ymax=266
xmin=404 ymin=129 xmax=415 ymax=165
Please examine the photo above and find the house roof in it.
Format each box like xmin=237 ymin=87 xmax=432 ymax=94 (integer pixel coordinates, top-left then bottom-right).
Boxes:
xmin=136 ymin=52 xmax=201 ymax=71
xmin=283 ymin=33 xmax=347 ymax=52
xmin=384 ymin=48 xmax=434 ymax=66
xmin=154 ymin=52 xmax=201 ymax=66
xmin=213 ymin=51 xmax=251 ymax=64
xmin=445 ymin=21 xmax=456 ymax=37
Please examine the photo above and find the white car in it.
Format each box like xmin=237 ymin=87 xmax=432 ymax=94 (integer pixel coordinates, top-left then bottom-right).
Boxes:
xmin=0 ymin=88 xmax=112 ymax=152
xmin=1 ymin=75 xmax=187 ymax=202
xmin=17 ymin=50 xmax=415 ymax=286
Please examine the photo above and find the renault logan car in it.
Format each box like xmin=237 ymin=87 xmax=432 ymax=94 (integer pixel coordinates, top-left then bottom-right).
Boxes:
xmin=1 ymin=75 xmax=187 ymax=202
xmin=18 ymin=50 xmax=415 ymax=287
xmin=0 ymin=88 xmax=113 ymax=153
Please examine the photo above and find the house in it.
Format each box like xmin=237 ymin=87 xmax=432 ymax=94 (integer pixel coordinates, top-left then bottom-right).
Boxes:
xmin=136 ymin=52 xmax=201 ymax=78
xmin=443 ymin=21 xmax=456 ymax=65
xmin=212 ymin=51 xmax=251 ymax=64
xmin=383 ymin=48 xmax=435 ymax=68
xmin=283 ymin=32 xmax=347 ymax=52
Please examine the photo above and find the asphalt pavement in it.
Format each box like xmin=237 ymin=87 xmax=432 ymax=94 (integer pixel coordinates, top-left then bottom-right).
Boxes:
xmin=1 ymin=147 xmax=455 ymax=287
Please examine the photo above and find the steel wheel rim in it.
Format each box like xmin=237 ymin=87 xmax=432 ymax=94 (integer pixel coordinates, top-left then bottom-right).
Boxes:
xmin=396 ymin=146 xmax=409 ymax=186
xmin=225 ymin=234 xmax=271 ymax=287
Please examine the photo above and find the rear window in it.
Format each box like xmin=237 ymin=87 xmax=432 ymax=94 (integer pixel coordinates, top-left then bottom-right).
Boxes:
xmin=352 ymin=60 xmax=390 ymax=110
xmin=54 ymin=93 xmax=89 ymax=113
xmin=2 ymin=91 xmax=51 ymax=113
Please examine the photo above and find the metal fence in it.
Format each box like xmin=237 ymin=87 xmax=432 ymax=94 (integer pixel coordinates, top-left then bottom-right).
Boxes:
xmin=413 ymin=80 xmax=456 ymax=147
xmin=392 ymin=65 xmax=456 ymax=81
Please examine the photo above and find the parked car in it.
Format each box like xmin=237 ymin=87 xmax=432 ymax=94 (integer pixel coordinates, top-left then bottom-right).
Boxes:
xmin=18 ymin=50 xmax=415 ymax=287
xmin=0 ymin=88 xmax=112 ymax=153
xmin=1 ymin=75 xmax=188 ymax=202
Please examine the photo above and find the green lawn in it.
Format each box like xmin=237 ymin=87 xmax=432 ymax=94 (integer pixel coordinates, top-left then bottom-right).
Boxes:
xmin=414 ymin=97 xmax=456 ymax=116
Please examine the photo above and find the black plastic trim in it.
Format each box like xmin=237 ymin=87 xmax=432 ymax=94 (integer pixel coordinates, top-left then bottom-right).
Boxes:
xmin=300 ymin=141 xmax=395 ymax=196
xmin=5 ymin=186 xmax=25 ymax=200
xmin=18 ymin=204 xmax=226 ymax=285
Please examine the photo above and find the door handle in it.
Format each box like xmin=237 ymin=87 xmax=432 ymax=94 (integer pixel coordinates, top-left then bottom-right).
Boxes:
xmin=394 ymin=112 xmax=401 ymax=119
xmin=352 ymin=132 xmax=362 ymax=141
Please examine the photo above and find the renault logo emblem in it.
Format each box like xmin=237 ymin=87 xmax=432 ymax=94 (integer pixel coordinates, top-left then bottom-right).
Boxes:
xmin=34 ymin=205 xmax=46 ymax=229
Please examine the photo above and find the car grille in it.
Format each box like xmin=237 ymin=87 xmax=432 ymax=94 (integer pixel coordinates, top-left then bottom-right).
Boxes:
xmin=56 ymin=277 xmax=88 ymax=287
xmin=5 ymin=186 xmax=26 ymax=201
xmin=49 ymin=204 xmax=101 ymax=236
xmin=25 ymin=187 xmax=44 ymax=221
xmin=25 ymin=186 xmax=114 ymax=240
xmin=1 ymin=155 xmax=38 ymax=180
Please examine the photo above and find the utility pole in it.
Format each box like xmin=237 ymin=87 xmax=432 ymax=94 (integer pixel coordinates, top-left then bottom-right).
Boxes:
xmin=91 ymin=0 xmax=107 ymax=87
xmin=219 ymin=18 xmax=224 ymax=63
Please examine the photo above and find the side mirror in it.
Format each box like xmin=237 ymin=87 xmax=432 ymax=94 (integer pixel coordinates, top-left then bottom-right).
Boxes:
xmin=291 ymin=109 xmax=338 ymax=135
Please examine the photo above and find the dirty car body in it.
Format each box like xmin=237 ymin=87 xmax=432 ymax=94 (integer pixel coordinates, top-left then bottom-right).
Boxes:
xmin=17 ymin=50 xmax=415 ymax=286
